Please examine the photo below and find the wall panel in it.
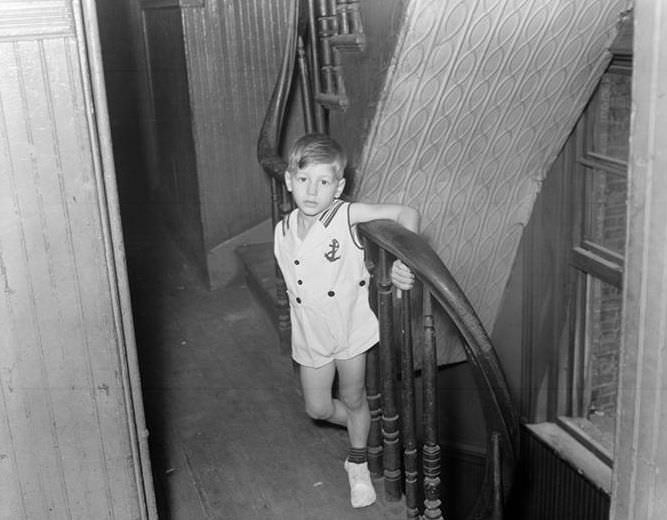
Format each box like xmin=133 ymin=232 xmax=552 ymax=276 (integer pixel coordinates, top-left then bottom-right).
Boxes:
xmin=142 ymin=5 xmax=204 ymax=263
xmin=0 ymin=1 xmax=155 ymax=518
xmin=134 ymin=0 xmax=294 ymax=286
xmin=183 ymin=0 xmax=292 ymax=245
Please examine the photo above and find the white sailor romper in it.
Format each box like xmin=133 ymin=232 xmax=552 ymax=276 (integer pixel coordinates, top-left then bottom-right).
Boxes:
xmin=273 ymin=200 xmax=379 ymax=368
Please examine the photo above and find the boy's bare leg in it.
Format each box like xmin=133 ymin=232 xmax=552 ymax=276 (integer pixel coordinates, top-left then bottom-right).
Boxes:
xmin=299 ymin=362 xmax=348 ymax=426
xmin=300 ymin=354 xmax=375 ymax=508
xmin=336 ymin=353 xmax=376 ymax=508
xmin=335 ymin=354 xmax=370 ymax=448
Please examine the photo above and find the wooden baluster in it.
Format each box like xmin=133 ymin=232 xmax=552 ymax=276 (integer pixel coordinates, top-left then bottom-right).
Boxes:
xmin=348 ymin=0 xmax=362 ymax=34
xmin=306 ymin=0 xmax=326 ymax=132
xmin=326 ymin=0 xmax=337 ymax=20
xmin=296 ymin=36 xmax=315 ymax=133
xmin=399 ymin=289 xmax=419 ymax=519
xmin=316 ymin=0 xmax=333 ymax=94
xmin=422 ymin=290 xmax=444 ymax=519
xmin=364 ymin=250 xmax=382 ymax=476
xmin=366 ymin=344 xmax=382 ymax=477
xmin=270 ymin=177 xmax=280 ymax=228
xmin=336 ymin=0 xmax=350 ymax=34
xmin=377 ymin=250 xmax=402 ymax=500
xmin=491 ymin=431 xmax=503 ymax=520
xmin=333 ymin=61 xmax=347 ymax=100
xmin=276 ymin=182 xmax=292 ymax=354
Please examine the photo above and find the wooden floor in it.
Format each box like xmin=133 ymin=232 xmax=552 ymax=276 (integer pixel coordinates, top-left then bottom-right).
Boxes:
xmin=123 ymin=207 xmax=406 ymax=520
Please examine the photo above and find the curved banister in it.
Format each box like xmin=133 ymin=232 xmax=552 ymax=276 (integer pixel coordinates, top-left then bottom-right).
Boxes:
xmin=358 ymin=219 xmax=520 ymax=446
xmin=358 ymin=220 xmax=520 ymax=519
xmin=358 ymin=221 xmax=518 ymax=432
xmin=256 ymin=0 xmax=299 ymax=182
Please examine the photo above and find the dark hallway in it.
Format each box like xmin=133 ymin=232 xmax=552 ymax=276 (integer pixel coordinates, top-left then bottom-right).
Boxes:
xmin=6 ymin=1 xmax=667 ymax=519
xmin=98 ymin=1 xmax=405 ymax=516
xmin=118 ymin=196 xmax=407 ymax=519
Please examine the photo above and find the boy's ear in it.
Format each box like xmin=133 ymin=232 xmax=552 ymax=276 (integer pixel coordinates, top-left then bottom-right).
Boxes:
xmin=284 ymin=170 xmax=293 ymax=192
xmin=335 ymin=178 xmax=346 ymax=198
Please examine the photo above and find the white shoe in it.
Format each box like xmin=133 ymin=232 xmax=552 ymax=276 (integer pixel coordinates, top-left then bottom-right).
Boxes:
xmin=344 ymin=460 xmax=376 ymax=508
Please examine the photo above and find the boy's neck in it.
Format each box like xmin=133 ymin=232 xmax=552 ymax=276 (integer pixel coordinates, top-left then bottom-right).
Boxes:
xmin=296 ymin=209 xmax=317 ymax=238
xmin=295 ymin=198 xmax=338 ymax=239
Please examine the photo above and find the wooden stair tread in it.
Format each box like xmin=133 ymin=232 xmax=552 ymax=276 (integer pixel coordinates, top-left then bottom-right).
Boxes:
xmin=236 ymin=242 xmax=278 ymax=324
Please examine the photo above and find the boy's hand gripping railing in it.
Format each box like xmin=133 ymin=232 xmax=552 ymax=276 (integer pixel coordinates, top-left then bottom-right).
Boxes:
xmin=359 ymin=220 xmax=519 ymax=520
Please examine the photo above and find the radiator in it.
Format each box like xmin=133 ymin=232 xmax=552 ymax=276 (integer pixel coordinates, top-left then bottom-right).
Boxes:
xmin=511 ymin=425 xmax=610 ymax=520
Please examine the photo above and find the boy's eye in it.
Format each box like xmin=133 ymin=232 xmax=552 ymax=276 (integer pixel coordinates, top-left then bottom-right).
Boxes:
xmin=321 ymin=179 xmax=330 ymax=186
xmin=297 ymin=176 xmax=307 ymax=183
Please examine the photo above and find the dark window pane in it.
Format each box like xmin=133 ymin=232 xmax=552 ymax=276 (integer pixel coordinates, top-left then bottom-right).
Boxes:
xmin=584 ymin=168 xmax=627 ymax=256
xmin=588 ymin=72 xmax=631 ymax=162
xmin=584 ymin=277 xmax=622 ymax=451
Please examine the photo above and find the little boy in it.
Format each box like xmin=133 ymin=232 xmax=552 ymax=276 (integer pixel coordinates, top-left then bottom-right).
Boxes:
xmin=274 ymin=133 xmax=419 ymax=508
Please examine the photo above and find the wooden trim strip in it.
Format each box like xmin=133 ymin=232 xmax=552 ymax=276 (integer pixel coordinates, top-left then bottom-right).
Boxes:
xmin=571 ymin=246 xmax=623 ymax=288
xmin=0 ymin=1 xmax=73 ymax=39
xmin=139 ymin=0 xmax=204 ymax=10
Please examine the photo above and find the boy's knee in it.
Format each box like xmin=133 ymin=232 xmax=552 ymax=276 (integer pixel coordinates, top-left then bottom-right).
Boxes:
xmin=340 ymin=392 xmax=366 ymax=412
xmin=305 ymin=401 xmax=333 ymax=421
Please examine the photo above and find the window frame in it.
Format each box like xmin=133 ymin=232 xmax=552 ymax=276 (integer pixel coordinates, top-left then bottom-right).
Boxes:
xmin=553 ymin=52 xmax=632 ymax=469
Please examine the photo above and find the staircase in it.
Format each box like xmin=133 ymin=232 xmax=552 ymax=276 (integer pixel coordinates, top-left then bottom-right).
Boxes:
xmin=237 ymin=243 xmax=279 ymax=328
xmin=249 ymin=1 xmax=521 ymax=519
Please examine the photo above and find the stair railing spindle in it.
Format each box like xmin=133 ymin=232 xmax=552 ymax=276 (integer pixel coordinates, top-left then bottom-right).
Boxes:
xmin=422 ymin=290 xmax=444 ymax=520
xmin=399 ymin=290 xmax=419 ymax=519
xmin=297 ymin=36 xmax=315 ymax=133
xmin=377 ymin=249 xmax=402 ymax=501
xmin=491 ymin=431 xmax=503 ymax=520
xmin=364 ymin=251 xmax=383 ymax=477
xmin=366 ymin=343 xmax=383 ymax=477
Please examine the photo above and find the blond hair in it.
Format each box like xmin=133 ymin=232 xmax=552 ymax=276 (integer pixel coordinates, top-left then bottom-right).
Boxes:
xmin=287 ymin=133 xmax=347 ymax=179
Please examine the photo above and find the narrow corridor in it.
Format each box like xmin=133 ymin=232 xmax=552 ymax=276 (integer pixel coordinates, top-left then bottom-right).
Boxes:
xmin=121 ymin=205 xmax=405 ymax=519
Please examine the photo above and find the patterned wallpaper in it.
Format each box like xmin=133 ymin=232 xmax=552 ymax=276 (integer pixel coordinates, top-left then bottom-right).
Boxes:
xmin=356 ymin=0 xmax=631 ymax=329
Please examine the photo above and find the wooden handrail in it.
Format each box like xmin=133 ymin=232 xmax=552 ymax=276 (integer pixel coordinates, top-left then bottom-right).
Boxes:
xmin=358 ymin=221 xmax=518 ymax=443
xmin=257 ymin=1 xmax=519 ymax=517
xmin=256 ymin=0 xmax=299 ymax=184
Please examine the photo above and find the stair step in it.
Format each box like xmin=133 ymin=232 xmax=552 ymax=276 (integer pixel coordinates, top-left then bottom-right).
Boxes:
xmin=236 ymin=242 xmax=278 ymax=325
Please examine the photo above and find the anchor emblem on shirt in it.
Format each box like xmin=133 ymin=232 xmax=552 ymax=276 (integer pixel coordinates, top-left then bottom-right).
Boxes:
xmin=324 ymin=239 xmax=341 ymax=262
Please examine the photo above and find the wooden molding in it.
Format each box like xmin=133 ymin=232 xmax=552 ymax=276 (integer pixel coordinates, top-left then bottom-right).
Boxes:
xmin=0 ymin=0 xmax=74 ymax=39
xmin=139 ymin=0 xmax=204 ymax=9
xmin=330 ymin=32 xmax=365 ymax=52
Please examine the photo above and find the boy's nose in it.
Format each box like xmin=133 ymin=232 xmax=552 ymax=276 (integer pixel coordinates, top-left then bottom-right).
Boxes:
xmin=307 ymin=181 xmax=318 ymax=196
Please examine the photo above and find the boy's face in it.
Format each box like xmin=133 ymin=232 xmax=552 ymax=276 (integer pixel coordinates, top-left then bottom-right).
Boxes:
xmin=285 ymin=163 xmax=345 ymax=217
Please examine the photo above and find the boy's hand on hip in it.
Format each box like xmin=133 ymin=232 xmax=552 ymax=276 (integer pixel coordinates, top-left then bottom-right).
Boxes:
xmin=391 ymin=260 xmax=415 ymax=291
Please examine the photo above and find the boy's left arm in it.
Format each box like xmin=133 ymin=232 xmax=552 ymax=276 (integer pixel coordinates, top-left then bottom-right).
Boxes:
xmin=349 ymin=202 xmax=420 ymax=291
